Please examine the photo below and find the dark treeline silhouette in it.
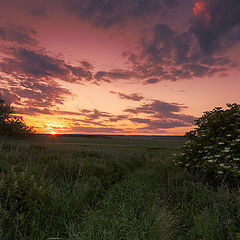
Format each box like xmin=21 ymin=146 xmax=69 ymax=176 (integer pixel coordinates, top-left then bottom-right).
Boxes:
xmin=0 ymin=97 xmax=34 ymax=137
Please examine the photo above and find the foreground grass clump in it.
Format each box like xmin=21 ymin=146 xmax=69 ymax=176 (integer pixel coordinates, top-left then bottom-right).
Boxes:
xmin=0 ymin=137 xmax=239 ymax=239
xmin=80 ymin=159 xmax=240 ymax=240
xmin=0 ymin=170 xmax=57 ymax=238
xmin=175 ymin=103 xmax=240 ymax=183
xmin=0 ymin=140 xmax=147 ymax=239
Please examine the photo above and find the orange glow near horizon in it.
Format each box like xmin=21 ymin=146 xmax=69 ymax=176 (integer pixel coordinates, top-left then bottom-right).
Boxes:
xmin=21 ymin=113 xmax=195 ymax=136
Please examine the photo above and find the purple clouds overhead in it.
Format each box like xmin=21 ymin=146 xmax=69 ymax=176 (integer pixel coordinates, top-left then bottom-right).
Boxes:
xmin=124 ymin=23 xmax=236 ymax=84
xmin=59 ymin=0 xmax=179 ymax=29
xmin=190 ymin=0 xmax=240 ymax=55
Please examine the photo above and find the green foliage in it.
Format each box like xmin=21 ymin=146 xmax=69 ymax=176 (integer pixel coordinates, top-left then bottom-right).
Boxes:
xmin=80 ymin=162 xmax=180 ymax=240
xmin=175 ymin=103 xmax=240 ymax=182
xmin=0 ymin=97 xmax=34 ymax=137
xmin=0 ymin=168 xmax=57 ymax=239
xmin=0 ymin=140 xmax=148 ymax=239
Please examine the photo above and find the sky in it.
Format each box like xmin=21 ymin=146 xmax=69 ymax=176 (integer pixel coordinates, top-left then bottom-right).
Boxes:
xmin=0 ymin=0 xmax=240 ymax=135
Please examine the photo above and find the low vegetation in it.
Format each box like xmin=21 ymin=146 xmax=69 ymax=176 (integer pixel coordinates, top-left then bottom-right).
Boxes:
xmin=0 ymin=136 xmax=239 ymax=240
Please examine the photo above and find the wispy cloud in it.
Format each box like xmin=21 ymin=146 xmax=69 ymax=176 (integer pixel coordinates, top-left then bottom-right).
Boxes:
xmin=94 ymin=70 xmax=135 ymax=82
xmin=0 ymin=47 xmax=93 ymax=83
xmin=110 ymin=91 xmax=144 ymax=101
xmin=0 ymin=22 xmax=96 ymax=112
xmin=125 ymin=99 xmax=196 ymax=130
xmin=0 ymin=24 xmax=37 ymax=46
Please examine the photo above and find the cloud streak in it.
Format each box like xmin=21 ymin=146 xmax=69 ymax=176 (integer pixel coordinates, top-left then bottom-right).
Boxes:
xmin=0 ymin=24 xmax=37 ymax=46
xmin=125 ymin=99 xmax=196 ymax=130
xmin=94 ymin=70 xmax=135 ymax=83
xmin=0 ymin=47 xmax=93 ymax=83
xmin=110 ymin=91 xmax=144 ymax=101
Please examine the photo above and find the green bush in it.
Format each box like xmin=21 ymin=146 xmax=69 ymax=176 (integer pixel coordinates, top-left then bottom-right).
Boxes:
xmin=175 ymin=103 xmax=240 ymax=183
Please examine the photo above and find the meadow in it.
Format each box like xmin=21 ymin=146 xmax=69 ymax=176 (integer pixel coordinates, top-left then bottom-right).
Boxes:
xmin=0 ymin=135 xmax=239 ymax=240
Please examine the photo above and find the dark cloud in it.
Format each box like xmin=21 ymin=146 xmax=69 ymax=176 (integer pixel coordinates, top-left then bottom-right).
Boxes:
xmin=0 ymin=24 xmax=37 ymax=46
xmin=190 ymin=0 xmax=240 ymax=55
xmin=15 ymin=107 xmax=52 ymax=116
xmin=61 ymin=112 xmax=121 ymax=128
xmin=125 ymin=23 xmax=235 ymax=83
xmin=144 ymin=78 xmax=160 ymax=84
xmin=76 ymin=109 xmax=128 ymax=125
xmin=181 ymin=64 xmax=210 ymax=77
xmin=80 ymin=61 xmax=94 ymax=70
xmin=0 ymin=47 xmax=93 ymax=83
xmin=60 ymin=0 xmax=178 ymax=29
xmin=0 ymin=22 xmax=106 ymax=118
xmin=0 ymin=87 xmax=20 ymax=104
xmin=153 ymin=112 xmax=195 ymax=124
xmin=125 ymin=99 xmax=196 ymax=130
xmin=85 ymin=109 xmax=112 ymax=120
xmin=0 ymin=22 xmax=95 ymax=86
xmin=124 ymin=100 xmax=184 ymax=115
xmin=110 ymin=91 xmax=144 ymax=101
xmin=62 ymin=109 xmax=116 ymax=127
xmin=67 ymin=65 xmax=93 ymax=82
xmin=128 ymin=99 xmax=195 ymax=125
xmin=1 ymin=47 xmax=68 ymax=77
xmin=94 ymin=70 xmax=135 ymax=82
xmin=130 ymin=118 xmax=190 ymax=129
xmin=62 ymin=111 xmax=128 ymax=128
xmin=3 ymin=78 xmax=71 ymax=108
xmin=109 ymin=115 xmax=128 ymax=122
xmin=0 ymin=26 xmax=73 ymax=110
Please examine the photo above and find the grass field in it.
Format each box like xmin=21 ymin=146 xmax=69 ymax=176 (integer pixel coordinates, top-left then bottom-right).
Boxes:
xmin=33 ymin=135 xmax=184 ymax=153
xmin=0 ymin=135 xmax=239 ymax=240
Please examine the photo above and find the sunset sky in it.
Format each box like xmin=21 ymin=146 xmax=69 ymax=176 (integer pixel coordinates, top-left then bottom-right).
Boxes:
xmin=0 ymin=0 xmax=240 ymax=135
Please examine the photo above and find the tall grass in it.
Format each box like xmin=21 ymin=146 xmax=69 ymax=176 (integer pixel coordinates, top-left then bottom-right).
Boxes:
xmin=0 ymin=139 xmax=239 ymax=239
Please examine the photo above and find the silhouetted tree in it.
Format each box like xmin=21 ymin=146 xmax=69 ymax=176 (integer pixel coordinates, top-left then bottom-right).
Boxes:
xmin=0 ymin=97 xmax=34 ymax=137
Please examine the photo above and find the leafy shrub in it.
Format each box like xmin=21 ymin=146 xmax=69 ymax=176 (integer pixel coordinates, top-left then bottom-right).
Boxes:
xmin=0 ymin=168 xmax=57 ymax=239
xmin=175 ymin=103 xmax=240 ymax=183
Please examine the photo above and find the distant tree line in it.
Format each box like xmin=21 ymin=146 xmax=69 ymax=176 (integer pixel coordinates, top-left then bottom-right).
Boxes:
xmin=0 ymin=97 xmax=34 ymax=137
